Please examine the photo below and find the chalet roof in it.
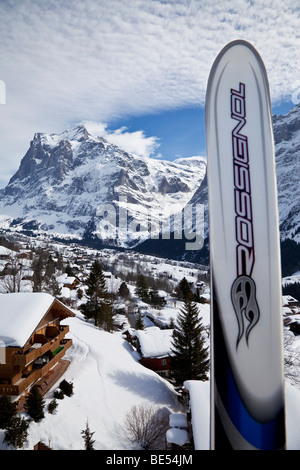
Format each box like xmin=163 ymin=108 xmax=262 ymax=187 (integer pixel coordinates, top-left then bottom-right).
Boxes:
xmin=56 ymin=274 xmax=77 ymax=285
xmin=0 ymin=292 xmax=74 ymax=348
xmin=135 ymin=326 xmax=173 ymax=358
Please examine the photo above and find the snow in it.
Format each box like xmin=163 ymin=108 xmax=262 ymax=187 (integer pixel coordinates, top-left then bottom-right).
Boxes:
xmin=169 ymin=413 xmax=188 ymax=428
xmin=0 ymin=313 xmax=181 ymax=450
xmin=184 ymin=380 xmax=210 ymax=450
xmin=166 ymin=427 xmax=189 ymax=446
xmin=0 ymin=306 xmax=300 ymax=450
xmin=135 ymin=327 xmax=174 ymax=358
xmin=0 ymin=245 xmax=14 ymax=256
xmin=0 ymin=241 xmax=299 ymax=450
xmin=0 ymin=293 xmax=56 ymax=347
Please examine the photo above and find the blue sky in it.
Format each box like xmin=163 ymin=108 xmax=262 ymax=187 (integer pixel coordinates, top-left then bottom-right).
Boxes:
xmin=108 ymin=106 xmax=207 ymax=161
xmin=108 ymin=100 xmax=296 ymax=164
xmin=0 ymin=0 xmax=299 ymax=187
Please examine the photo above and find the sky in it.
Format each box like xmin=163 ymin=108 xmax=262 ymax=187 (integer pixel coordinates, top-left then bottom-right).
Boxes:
xmin=0 ymin=0 xmax=299 ymax=188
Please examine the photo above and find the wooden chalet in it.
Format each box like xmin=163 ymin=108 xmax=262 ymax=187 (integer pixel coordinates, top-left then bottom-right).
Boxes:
xmin=56 ymin=274 xmax=80 ymax=290
xmin=135 ymin=327 xmax=173 ymax=378
xmin=0 ymin=293 xmax=74 ymax=398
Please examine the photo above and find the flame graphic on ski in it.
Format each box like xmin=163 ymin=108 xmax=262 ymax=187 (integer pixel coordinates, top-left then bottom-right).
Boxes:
xmin=231 ymin=275 xmax=260 ymax=348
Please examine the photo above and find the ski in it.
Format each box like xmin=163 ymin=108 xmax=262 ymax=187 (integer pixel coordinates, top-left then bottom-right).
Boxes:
xmin=206 ymin=40 xmax=286 ymax=450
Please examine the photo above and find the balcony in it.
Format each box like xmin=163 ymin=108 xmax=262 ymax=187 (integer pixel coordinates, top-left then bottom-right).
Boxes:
xmin=12 ymin=325 xmax=70 ymax=367
xmin=0 ymin=338 xmax=72 ymax=396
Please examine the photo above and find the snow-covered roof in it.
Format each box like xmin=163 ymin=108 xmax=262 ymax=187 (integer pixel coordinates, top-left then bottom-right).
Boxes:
xmin=135 ymin=326 xmax=173 ymax=358
xmin=0 ymin=292 xmax=72 ymax=348
xmin=283 ymin=295 xmax=299 ymax=305
xmin=166 ymin=428 xmax=189 ymax=446
xmin=184 ymin=380 xmax=210 ymax=450
xmin=56 ymin=274 xmax=77 ymax=285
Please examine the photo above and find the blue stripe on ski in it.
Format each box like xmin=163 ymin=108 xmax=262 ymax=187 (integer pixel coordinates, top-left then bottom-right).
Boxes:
xmin=224 ymin=356 xmax=285 ymax=449
xmin=213 ymin=283 xmax=285 ymax=449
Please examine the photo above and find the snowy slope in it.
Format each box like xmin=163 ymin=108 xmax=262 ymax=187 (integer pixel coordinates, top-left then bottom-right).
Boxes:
xmin=0 ymin=313 xmax=182 ymax=451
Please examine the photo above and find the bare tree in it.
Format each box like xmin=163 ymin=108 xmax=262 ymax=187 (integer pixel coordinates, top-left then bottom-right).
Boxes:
xmin=123 ymin=403 xmax=169 ymax=450
xmin=0 ymin=258 xmax=24 ymax=293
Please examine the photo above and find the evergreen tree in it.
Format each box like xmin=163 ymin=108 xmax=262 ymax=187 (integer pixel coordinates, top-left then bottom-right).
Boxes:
xmin=65 ymin=263 xmax=75 ymax=276
xmin=135 ymin=311 xmax=145 ymax=330
xmin=44 ymin=254 xmax=56 ymax=280
xmin=135 ymin=274 xmax=149 ymax=302
xmin=149 ymin=286 xmax=164 ymax=309
xmin=44 ymin=274 xmax=61 ymax=298
xmin=119 ymin=281 xmax=130 ymax=299
xmin=175 ymin=277 xmax=194 ymax=302
xmin=32 ymin=256 xmax=44 ymax=292
xmin=81 ymin=260 xmax=113 ymax=331
xmin=48 ymin=399 xmax=58 ymax=415
xmin=170 ymin=296 xmax=209 ymax=389
xmin=24 ymin=385 xmax=45 ymax=422
xmin=59 ymin=379 xmax=74 ymax=397
xmin=0 ymin=395 xmax=17 ymax=429
xmin=81 ymin=420 xmax=95 ymax=450
xmin=4 ymin=416 xmax=30 ymax=449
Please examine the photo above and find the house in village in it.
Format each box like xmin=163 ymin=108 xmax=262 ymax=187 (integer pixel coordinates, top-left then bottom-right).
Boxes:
xmin=56 ymin=273 xmax=80 ymax=291
xmin=134 ymin=327 xmax=173 ymax=378
xmin=0 ymin=292 xmax=74 ymax=399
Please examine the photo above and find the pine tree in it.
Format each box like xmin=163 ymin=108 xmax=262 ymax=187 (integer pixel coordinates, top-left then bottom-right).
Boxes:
xmin=135 ymin=274 xmax=149 ymax=302
xmin=45 ymin=254 xmax=56 ymax=279
xmin=149 ymin=285 xmax=162 ymax=308
xmin=81 ymin=260 xmax=113 ymax=331
xmin=135 ymin=310 xmax=145 ymax=330
xmin=119 ymin=281 xmax=130 ymax=299
xmin=44 ymin=274 xmax=61 ymax=298
xmin=24 ymin=385 xmax=45 ymax=422
xmin=81 ymin=420 xmax=95 ymax=450
xmin=4 ymin=416 xmax=30 ymax=448
xmin=175 ymin=277 xmax=194 ymax=302
xmin=170 ymin=296 xmax=209 ymax=389
xmin=32 ymin=255 xmax=44 ymax=292
xmin=0 ymin=395 xmax=17 ymax=429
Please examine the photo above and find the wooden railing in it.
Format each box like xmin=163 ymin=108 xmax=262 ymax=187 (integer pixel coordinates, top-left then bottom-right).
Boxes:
xmin=0 ymin=338 xmax=72 ymax=396
xmin=12 ymin=325 xmax=70 ymax=366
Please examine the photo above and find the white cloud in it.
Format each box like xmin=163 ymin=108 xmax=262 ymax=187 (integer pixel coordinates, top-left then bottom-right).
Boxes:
xmin=82 ymin=121 xmax=160 ymax=158
xmin=0 ymin=0 xmax=299 ymax=186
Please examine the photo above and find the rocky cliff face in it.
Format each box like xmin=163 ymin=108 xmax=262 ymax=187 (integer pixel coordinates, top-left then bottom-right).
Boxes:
xmin=0 ymin=124 xmax=206 ymax=248
xmin=273 ymin=103 xmax=300 ymax=242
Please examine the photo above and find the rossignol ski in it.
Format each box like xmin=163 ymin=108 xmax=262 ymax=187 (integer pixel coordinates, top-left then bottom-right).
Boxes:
xmin=206 ymin=40 xmax=286 ymax=450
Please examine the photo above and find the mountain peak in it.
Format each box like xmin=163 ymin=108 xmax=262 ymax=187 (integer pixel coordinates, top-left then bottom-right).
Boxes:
xmin=0 ymin=124 xmax=207 ymax=248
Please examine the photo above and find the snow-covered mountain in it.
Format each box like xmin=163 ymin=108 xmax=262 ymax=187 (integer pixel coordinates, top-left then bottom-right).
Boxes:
xmin=188 ymin=103 xmax=300 ymax=243
xmin=273 ymin=103 xmax=300 ymax=243
xmin=0 ymin=124 xmax=206 ymax=248
xmin=0 ymin=104 xmax=298 ymax=271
